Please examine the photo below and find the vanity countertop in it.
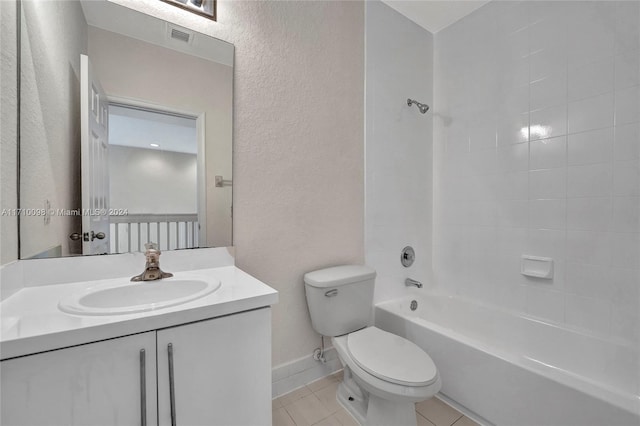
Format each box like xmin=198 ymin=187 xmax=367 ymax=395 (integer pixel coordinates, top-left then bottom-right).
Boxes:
xmin=0 ymin=266 xmax=278 ymax=360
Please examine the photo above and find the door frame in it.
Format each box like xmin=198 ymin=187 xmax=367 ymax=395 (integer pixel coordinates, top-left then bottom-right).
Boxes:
xmin=107 ymin=96 xmax=206 ymax=248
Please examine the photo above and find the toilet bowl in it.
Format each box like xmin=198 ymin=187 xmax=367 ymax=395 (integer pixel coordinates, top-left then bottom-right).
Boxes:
xmin=333 ymin=327 xmax=441 ymax=425
xmin=304 ymin=265 xmax=441 ymax=426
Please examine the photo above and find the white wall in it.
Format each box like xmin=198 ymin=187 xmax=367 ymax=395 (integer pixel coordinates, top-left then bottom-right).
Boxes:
xmin=1 ymin=0 xmax=18 ymax=265
xmin=109 ymin=146 xmax=197 ymax=214
xmin=433 ymin=1 xmax=639 ymax=343
xmin=110 ymin=0 xmax=366 ymax=367
xmin=19 ymin=0 xmax=87 ymax=258
xmin=365 ymin=1 xmax=434 ymax=303
xmin=88 ymin=26 xmax=232 ymax=247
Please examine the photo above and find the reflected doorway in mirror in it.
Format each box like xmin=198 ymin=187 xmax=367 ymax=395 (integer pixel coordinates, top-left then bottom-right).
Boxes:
xmin=107 ymin=101 xmax=204 ymax=254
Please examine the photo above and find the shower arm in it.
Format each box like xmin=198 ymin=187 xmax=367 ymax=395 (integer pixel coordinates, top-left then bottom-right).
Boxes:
xmin=407 ymin=98 xmax=430 ymax=114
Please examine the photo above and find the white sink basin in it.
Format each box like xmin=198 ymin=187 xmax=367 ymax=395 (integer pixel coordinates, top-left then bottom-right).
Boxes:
xmin=59 ymin=278 xmax=221 ymax=316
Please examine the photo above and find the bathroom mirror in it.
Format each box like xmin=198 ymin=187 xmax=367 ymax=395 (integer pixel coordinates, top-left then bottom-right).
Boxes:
xmin=19 ymin=0 xmax=233 ymax=259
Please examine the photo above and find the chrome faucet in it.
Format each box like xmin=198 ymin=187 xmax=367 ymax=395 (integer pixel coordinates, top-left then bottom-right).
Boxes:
xmin=131 ymin=243 xmax=173 ymax=282
xmin=405 ymin=278 xmax=423 ymax=288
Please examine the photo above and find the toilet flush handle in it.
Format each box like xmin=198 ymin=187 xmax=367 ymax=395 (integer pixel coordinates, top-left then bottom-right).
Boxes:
xmin=325 ymin=289 xmax=338 ymax=297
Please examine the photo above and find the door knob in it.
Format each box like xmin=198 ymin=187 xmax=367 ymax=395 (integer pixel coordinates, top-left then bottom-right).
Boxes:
xmin=71 ymin=231 xmax=106 ymax=241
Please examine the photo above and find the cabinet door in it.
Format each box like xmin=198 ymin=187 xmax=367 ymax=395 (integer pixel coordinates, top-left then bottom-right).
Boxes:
xmin=157 ymin=308 xmax=271 ymax=426
xmin=1 ymin=332 xmax=157 ymax=426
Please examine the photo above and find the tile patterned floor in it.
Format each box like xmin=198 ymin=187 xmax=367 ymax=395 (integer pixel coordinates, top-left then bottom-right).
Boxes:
xmin=272 ymin=371 xmax=479 ymax=426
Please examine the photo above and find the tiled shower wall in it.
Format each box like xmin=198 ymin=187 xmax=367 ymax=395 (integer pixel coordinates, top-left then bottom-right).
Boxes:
xmin=366 ymin=1 xmax=433 ymax=303
xmin=433 ymin=1 xmax=639 ymax=343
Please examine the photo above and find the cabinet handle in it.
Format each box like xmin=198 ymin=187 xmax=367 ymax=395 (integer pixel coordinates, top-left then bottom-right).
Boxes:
xmin=139 ymin=349 xmax=147 ymax=426
xmin=168 ymin=343 xmax=177 ymax=426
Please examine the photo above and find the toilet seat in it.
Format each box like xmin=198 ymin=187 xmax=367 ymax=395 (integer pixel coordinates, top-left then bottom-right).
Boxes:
xmin=347 ymin=327 xmax=438 ymax=387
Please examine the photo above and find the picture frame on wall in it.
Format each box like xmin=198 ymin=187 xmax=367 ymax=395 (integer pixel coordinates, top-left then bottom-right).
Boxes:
xmin=160 ymin=0 xmax=216 ymax=21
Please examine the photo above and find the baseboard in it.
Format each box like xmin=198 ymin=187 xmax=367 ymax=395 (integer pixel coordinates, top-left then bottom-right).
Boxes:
xmin=437 ymin=393 xmax=494 ymax=426
xmin=272 ymin=347 xmax=342 ymax=398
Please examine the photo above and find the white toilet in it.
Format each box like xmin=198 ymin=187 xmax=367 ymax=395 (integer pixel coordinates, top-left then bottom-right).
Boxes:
xmin=304 ymin=265 xmax=441 ymax=426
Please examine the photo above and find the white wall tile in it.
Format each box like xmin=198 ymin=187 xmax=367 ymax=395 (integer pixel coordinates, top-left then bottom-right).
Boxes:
xmin=526 ymin=228 xmax=566 ymax=261
xmin=566 ymin=197 xmax=612 ymax=231
xmin=433 ymin=0 xmax=638 ymax=341
xmin=528 ymin=1 xmax=571 ymax=27
xmin=614 ymin=86 xmax=640 ymax=126
xmin=497 ymin=111 xmax=529 ymax=147
xmin=567 ymin=127 xmax=613 ymax=166
xmin=529 ymin=14 xmax=567 ymax=54
xmin=613 ymin=197 xmax=639 ymax=233
xmin=497 ymin=142 xmax=529 ymax=172
xmin=614 ymin=0 xmax=640 ymax=54
xmin=610 ymin=308 xmax=639 ymax=342
xmin=496 ymin=227 xmax=528 ymax=257
xmin=498 ymin=1 xmax=529 ymax=36
xmin=496 ymin=200 xmax=529 ymax=229
xmin=530 ymin=104 xmax=568 ymax=140
xmin=530 ymin=47 xmax=567 ymax=83
xmin=568 ymin=92 xmax=614 ymax=134
xmin=498 ymin=25 xmax=529 ymax=61
xmin=525 ymin=286 xmax=564 ymax=323
xmin=615 ymin=53 xmax=640 ymax=90
xmin=530 ymin=74 xmax=567 ymax=111
xmin=567 ymin=163 xmax=613 ymax=198
xmin=611 ymin=232 xmax=639 ymax=269
xmin=565 ymin=262 xmax=612 ymax=300
xmin=610 ymin=267 xmax=640 ymax=312
xmin=366 ymin=1 xmax=433 ymax=304
xmin=566 ymin=230 xmax=612 ymax=266
xmin=469 ymin=149 xmax=498 ymax=176
xmin=614 ymin=123 xmax=639 ymax=161
xmin=528 ymin=199 xmax=566 ymax=230
xmin=530 ymin=136 xmax=566 ymax=170
xmin=613 ymin=160 xmax=639 ymax=196
xmin=568 ymin=58 xmax=614 ymax=102
xmin=565 ymin=294 xmax=611 ymax=335
xmin=495 ymin=171 xmax=528 ymax=200
xmin=529 ymin=168 xmax=566 ymax=199
xmin=566 ymin=2 xmax=615 ymax=68
xmin=494 ymin=282 xmax=527 ymax=313
xmin=469 ymin=119 xmax=497 ymax=152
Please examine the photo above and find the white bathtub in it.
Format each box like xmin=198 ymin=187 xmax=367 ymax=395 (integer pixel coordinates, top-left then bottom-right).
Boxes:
xmin=375 ymin=294 xmax=640 ymax=426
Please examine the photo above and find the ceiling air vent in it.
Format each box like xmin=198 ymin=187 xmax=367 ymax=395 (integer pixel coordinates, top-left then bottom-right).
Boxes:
xmin=167 ymin=24 xmax=193 ymax=44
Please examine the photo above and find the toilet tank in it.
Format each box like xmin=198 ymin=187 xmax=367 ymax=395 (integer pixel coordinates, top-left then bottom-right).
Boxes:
xmin=304 ymin=265 xmax=376 ymax=337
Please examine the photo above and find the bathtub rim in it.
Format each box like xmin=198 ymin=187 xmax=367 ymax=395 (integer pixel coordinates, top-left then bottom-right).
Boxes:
xmin=375 ymin=294 xmax=640 ymax=417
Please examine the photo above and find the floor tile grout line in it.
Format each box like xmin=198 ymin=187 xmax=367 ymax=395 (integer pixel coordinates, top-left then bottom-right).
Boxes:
xmin=449 ymin=414 xmax=465 ymax=426
xmin=417 ymin=412 xmax=437 ymax=426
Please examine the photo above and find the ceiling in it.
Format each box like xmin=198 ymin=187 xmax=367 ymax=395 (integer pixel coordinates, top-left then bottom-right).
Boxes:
xmin=109 ymin=105 xmax=197 ymax=155
xmin=381 ymin=0 xmax=490 ymax=33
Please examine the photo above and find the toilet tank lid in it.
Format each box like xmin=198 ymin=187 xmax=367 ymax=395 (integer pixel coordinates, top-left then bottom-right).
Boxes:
xmin=304 ymin=265 xmax=376 ymax=288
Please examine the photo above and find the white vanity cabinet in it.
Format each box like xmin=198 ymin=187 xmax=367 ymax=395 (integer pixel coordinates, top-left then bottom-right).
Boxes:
xmin=1 ymin=308 xmax=271 ymax=426
xmin=157 ymin=307 xmax=271 ymax=425
xmin=1 ymin=331 xmax=158 ymax=426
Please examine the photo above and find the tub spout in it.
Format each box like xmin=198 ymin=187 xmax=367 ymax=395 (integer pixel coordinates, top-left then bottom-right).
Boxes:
xmin=405 ymin=278 xmax=423 ymax=288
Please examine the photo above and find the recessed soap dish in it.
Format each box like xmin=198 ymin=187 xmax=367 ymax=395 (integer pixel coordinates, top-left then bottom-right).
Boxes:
xmin=521 ymin=255 xmax=554 ymax=279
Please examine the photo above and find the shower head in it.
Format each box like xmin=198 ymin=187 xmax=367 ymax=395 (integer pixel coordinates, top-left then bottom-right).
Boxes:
xmin=407 ymin=98 xmax=429 ymax=114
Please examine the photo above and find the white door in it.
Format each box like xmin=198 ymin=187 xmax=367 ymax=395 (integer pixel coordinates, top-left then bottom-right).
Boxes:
xmin=80 ymin=54 xmax=110 ymax=254
xmin=1 ymin=332 xmax=158 ymax=426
